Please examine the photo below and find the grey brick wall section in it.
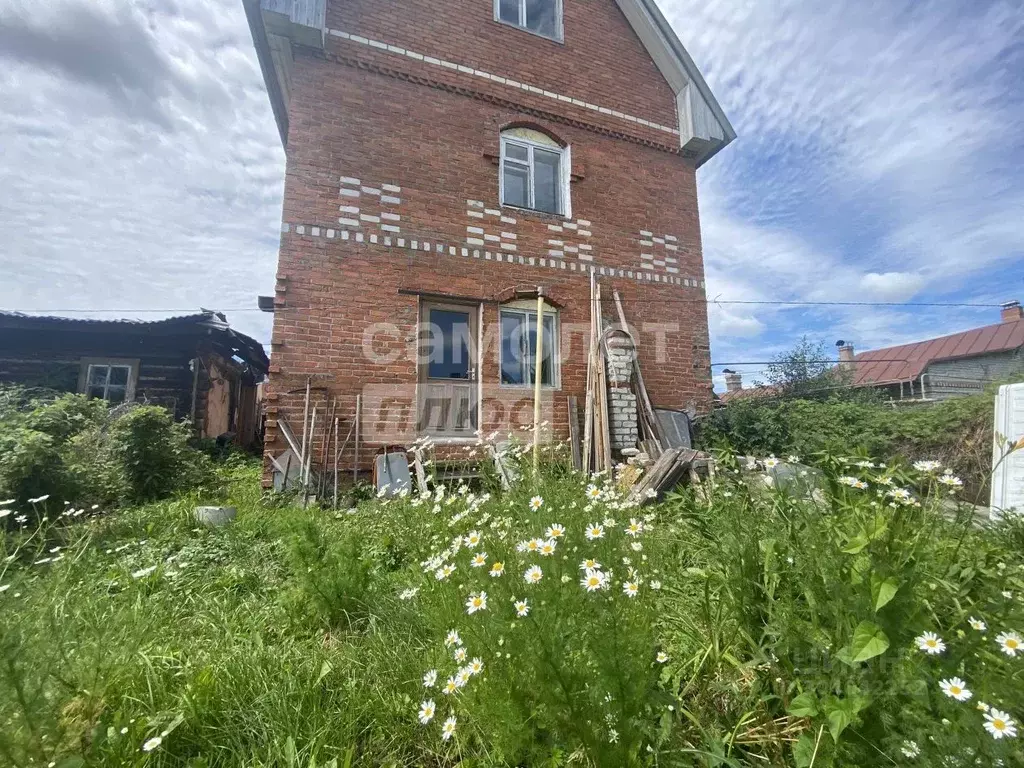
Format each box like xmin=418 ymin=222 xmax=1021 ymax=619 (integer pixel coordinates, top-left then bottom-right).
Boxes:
xmin=923 ymin=349 xmax=1024 ymax=401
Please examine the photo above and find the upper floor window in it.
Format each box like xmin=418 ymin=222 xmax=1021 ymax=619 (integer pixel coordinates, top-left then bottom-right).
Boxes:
xmin=500 ymin=128 xmax=570 ymax=217
xmin=495 ymin=0 xmax=562 ymax=42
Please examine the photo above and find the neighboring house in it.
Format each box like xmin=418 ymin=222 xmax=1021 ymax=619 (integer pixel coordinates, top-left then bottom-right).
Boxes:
xmin=243 ymin=0 xmax=734 ymax=479
xmin=0 ymin=311 xmax=270 ymax=447
xmin=716 ymin=369 xmax=776 ymax=405
xmin=843 ymin=301 xmax=1024 ymax=401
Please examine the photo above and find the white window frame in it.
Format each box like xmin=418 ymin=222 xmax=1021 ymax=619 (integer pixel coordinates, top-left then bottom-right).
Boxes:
xmin=78 ymin=358 xmax=139 ymax=404
xmin=493 ymin=0 xmax=564 ymax=42
xmin=499 ymin=134 xmax=572 ymax=218
xmin=499 ymin=304 xmax=560 ymax=389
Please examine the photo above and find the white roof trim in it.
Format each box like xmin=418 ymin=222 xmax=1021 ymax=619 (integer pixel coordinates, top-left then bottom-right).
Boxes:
xmin=614 ymin=0 xmax=736 ymax=165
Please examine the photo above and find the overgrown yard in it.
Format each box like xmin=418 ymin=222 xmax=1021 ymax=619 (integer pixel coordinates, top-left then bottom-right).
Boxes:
xmin=2 ymin=439 xmax=1023 ymax=766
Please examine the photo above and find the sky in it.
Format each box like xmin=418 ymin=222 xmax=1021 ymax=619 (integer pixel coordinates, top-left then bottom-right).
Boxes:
xmin=0 ymin=0 xmax=1022 ymax=391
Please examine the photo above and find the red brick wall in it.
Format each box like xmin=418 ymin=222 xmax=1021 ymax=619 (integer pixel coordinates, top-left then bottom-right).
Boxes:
xmin=264 ymin=3 xmax=712 ymax=484
xmin=325 ymin=0 xmax=679 ymax=130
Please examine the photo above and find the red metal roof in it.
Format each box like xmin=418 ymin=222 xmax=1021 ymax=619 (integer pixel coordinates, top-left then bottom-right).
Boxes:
xmin=851 ymin=317 xmax=1024 ymax=387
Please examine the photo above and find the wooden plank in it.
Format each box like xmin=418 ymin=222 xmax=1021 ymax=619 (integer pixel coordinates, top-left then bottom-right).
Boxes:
xmin=595 ymin=284 xmax=612 ymax=472
xmin=567 ymin=396 xmax=582 ymax=471
xmin=411 ymin=448 xmax=429 ymax=495
xmin=582 ymin=272 xmax=596 ymax=474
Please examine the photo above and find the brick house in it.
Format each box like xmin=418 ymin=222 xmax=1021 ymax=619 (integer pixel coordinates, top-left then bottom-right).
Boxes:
xmin=243 ymin=0 xmax=735 ymax=481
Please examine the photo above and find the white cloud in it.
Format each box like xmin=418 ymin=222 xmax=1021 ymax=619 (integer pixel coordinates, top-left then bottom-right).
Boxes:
xmin=858 ymin=272 xmax=926 ymax=302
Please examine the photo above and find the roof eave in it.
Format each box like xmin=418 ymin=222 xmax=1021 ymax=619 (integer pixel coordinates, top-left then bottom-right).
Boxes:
xmin=243 ymin=0 xmax=289 ymax=147
xmin=638 ymin=0 xmax=737 ymax=144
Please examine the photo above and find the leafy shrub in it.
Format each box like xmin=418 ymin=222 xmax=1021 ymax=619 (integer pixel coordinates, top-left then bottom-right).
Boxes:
xmin=699 ymin=394 xmax=994 ymax=500
xmin=0 ymin=427 xmax=65 ymax=506
xmin=0 ymin=396 xmax=212 ymax=511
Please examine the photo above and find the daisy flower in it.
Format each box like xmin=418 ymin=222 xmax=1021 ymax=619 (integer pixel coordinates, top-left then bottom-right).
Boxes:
xmin=489 ymin=562 xmax=505 ymax=577
xmin=915 ymin=631 xmax=946 ymax=655
xmin=900 ymin=740 xmax=921 ymax=758
xmin=656 ymin=651 xmax=669 ymax=663
xmin=838 ymin=476 xmax=868 ymax=489
xmin=470 ymin=553 xmax=488 ymax=568
xmin=423 ymin=670 xmax=438 ymax=688
xmin=455 ymin=668 xmax=471 ymax=687
xmin=913 ymin=460 xmax=942 ymax=473
xmin=545 ymin=523 xmax=565 ymax=539
xmin=465 ymin=531 xmax=482 ymax=547
xmin=939 ymin=677 xmax=972 ymax=702
xmin=996 ymin=631 xmax=1022 ymax=657
xmin=977 ymin=702 xmax=991 ymax=712
xmin=968 ymin=617 xmax=987 ymax=631
xmin=525 ymin=538 xmax=541 ymax=553
xmin=454 ymin=647 xmax=468 ymax=662
xmin=625 ymin=518 xmax=643 ymax=537
xmin=649 ymin=579 xmax=662 ymax=590
xmin=529 ymin=496 xmax=544 ymax=510
xmin=538 ymin=539 xmax=557 ymax=556
xmin=435 ymin=564 xmax=456 ymax=581
xmin=418 ymin=700 xmax=436 ymax=724
xmin=466 ymin=591 xmax=488 ymax=614
xmin=938 ymin=472 xmax=963 ymax=488
xmin=514 ymin=599 xmax=530 ymax=617
xmin=141 ymin=736 xmax=163 ymax=752
xmin=468 ymin=658 xmax=484 ymax=675
xmin=442 ymin=678 xmax=459 ymax=695
xmin=586 ymin=485 xmax=601 ymax=500
xmin=787 ymin=455 xmax=800 ymax=463
xmin=622 ymin=581 xmax=640 ymax=598
xmin=584 ymin=523 xmax=605 ymax=541
xmin=763 ymin=456 xmax=780 ymax=469
xmin=580 ymin=558 xmax=602 ymax=571
xmin=441 ymin=715 xmax=457 ymax=741
xmin=887 ymin=488 xmax=913 ymax=502
xmin=524 ymin=565 xmax=543 ymax=584
xmin=444 ymin=630 xmax=462 ymax=648
xmin=581 ymin=569 xmax=607 ymax=592
xmin=983 ymin=709 xmax=1017 ymax=740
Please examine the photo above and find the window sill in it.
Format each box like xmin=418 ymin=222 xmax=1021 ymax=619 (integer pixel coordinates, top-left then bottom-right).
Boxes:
xmin=498 ymin=383 xmax=561 ymax=392
xmin=500 ymin=203 xmax=568 ymax=222
xmin=492 ymin=18 xmax=564 ymax=44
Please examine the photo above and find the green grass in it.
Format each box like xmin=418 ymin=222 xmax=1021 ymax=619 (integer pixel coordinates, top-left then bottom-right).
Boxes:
xmin=1 ymin=451 xmax=1023 ymax=767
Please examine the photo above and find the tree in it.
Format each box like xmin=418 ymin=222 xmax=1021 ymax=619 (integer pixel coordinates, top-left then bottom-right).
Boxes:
xmin=759 ymin=337 xmax=850 ymax=396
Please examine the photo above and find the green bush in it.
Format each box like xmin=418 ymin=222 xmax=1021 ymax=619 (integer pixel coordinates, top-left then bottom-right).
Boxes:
xmin=698 ymin=394 xmax=994 ymax=500
xmin=0 ymin=395 xmax=213 ymax=512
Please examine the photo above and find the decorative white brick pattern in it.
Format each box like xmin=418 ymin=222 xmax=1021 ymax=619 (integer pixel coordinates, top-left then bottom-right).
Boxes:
xmin=466 ymin=200 xmax=518 ymax=253
xmin=638 ymin=230 xmax=685 ymax=277
xmin=326 ymin=28 xmax=679 ymax=137
xmin=338 ymin=174 xmax=402 ymax=234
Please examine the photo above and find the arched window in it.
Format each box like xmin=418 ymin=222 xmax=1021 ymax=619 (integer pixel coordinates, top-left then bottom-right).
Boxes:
xmin=499 ymin=127 xmax=570 ymax=217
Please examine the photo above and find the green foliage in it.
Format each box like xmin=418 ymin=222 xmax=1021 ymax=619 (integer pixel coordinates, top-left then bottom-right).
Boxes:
xmin=0 ymin=394 xmax=213 ymax=512
xmin=1 ymin=451 xmax=1022 ymax=766
xmin=759 ymin=336 xmax=850 ymax=396
xmin=699 ymin=393 xmax=994 ymax=499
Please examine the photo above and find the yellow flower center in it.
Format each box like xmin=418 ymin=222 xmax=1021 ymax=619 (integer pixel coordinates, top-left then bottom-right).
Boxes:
xmin=1007 ymin=639 xmax=1019 ymax=649
xmin=926 ymin=640 xmax=936 ymax=647
xmin=951 ymin=687 xmax=961 ymax=695
xmin=994 ymin=720 xmax=1006 ymax=730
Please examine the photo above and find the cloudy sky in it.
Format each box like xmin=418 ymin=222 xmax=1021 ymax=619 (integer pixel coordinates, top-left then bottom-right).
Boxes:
xmin=1 ymin=0 xmax=1022 ymax=389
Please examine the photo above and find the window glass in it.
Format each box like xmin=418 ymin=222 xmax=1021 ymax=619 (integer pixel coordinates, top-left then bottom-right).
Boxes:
xmin=499 ymin=0 xmax=520 ymax=24
xmin=428 ymin=310 xmax=471 ymax=380
xmin=500 ymin=313 xmax=525 ymax=384
xmin=505 ymin=142 xmax=529 ymax=163
xmin=106 ymin=386 xmax=128 ymax=403
xmin=500 ymin=310 xmax=556 ymax=386
xmin=525 ymin=0 xmax=558 ymax=37
xmin=533 ymin=148 xmax=561 ymax=214
xmin=88 ymin=365 xmax=108 ymax=387
xmin=109 ymin=366 xmax=130 ymax=386
xmin=502 ymin=161 xmax=530 ymax=209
